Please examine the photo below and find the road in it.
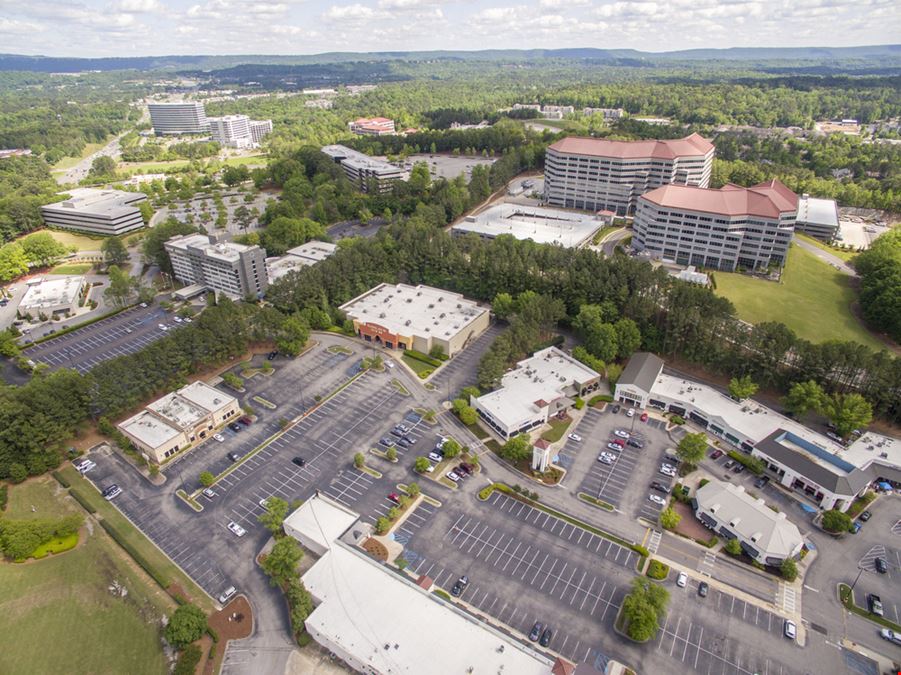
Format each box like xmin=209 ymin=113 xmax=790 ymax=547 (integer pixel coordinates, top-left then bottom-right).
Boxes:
xmin=793 ymin=237 xmax=857 ymax=277
xmin=56 ymin=134 xmax=125 ymax=185
xmin=599 ymin=227 xmax=632 ymax=257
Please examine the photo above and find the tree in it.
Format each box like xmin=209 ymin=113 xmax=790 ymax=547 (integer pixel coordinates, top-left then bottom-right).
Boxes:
xmin=0 ymin=329 xmax=21 ymax=358
xmin=407 ymin=482 xmax=420 ymax=497
xmin=173 ymin=644 xmax=202 ymax=675
xmin=780 ymin=558 xmax=798 ymax=582
xmin=499 ymin=434 xmax=532 ymax=462
xmin=141 ymin=218 xmax=196 ymax=275
xmin=88 ymin=155 xmax=117 ymax=180
xmin=374 ymin=516 xmax=390 ymax=534
xmin=262 ymin=536 xmax=303 ymax=585
xmin=442 ymin=439 xmax=461 ymax=459
xmin=492 ymin=292 xmax=515 ymax=321
xmin=613 ymin=318 xmax=642 ymax=359
xmin=103 ymin=265 xmax=134 ymax=308
xmin=260 ymin=216 xmax=327 ymax=256
xmin=222 ymin=165 xmax=251 ymax=187
xmin=258 ymin=496 xmax=290 ymax=535
xmin=0 ymin=242 xmax=29 ymax=281
xmin=408 ymin=162 xmax=431 ymax=195
xmin=621 ymin=577 xmax=669 ymax=642
xmin=353 ymin=452 xmax=365 ymax=469
xmin=660 ymin=507 xmax=681 ymax=530
xmin=386 ymin=446 xmax=397 ymax=461
xmin=458 ymin=406 xmax=478 ymax=426
xmin=676 ymin=432 xmax=707 ymax=465
xmin=821 ymin=509 xmax=853 ymax=533
xmin=20 ymin=232 xmax=67 ymax=267
xmin=199 ymin=471 xmax=215 ymax=487
xmin=728 ymin=375 xmax=758 ymax=400
xmin=414 ymin=457 xmax=431 ymax=473
xmin=782 ymin=380 xmax=824 ymax=418
xmin=101 ymin=236 xmax=129 ymax=267
xmin=276 ymin=315 xmax=310 ymax=357
xmin=164 ymin=604 xmax=207 ymax=648
xmin=819 ymin=392 xmax=873 ymax=438
xmin=138 ymin=201 xmax=154 ymax=225
xmin=724 ymin=538 xmax=742 ymax=556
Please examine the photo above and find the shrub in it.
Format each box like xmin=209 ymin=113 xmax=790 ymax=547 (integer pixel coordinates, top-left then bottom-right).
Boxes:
xmin=407 ymin=482 xmax=420 ymax=497
xmin=574 ymin=397 xmax=585 ymax=410
xmin=670 ymin=415 xmax=685 ymax=425
xmin=660 ymin=507 xmax=681 ymax=530
xmin=353 ymin=452 xmax=365 ymax=469
xmin=631 ymin=545 xmax=650 ymax=557
xmin=68 ymin=487 xmax=97 ymax=514
xmin=51 ymin=471 xmax=71 ymax=488
xmin=780 ymin=558 xmax=798 ymax=582
xmin=386 ymin=447 xmax=398 ymax=462
xmin=724 ymin=538 xmax=742 ymax=556
xmin=0 ymin=485 xmax=6 ymax=511
xmin=698 ymin=478 xmax=710 ymax=488
xmin=8 ymin=463 xmax=27 ymax=484
xmin=395 ymin=557 xmax=409 ymax=570
xmin=822 ymin=509 xmax=853 ymax=533
xmin=375 ymin=517 xmax=390 ymax=535
xmin=413 ymin=457 xmax=431 ymax=473
xmin=165 ymin=604 xmax=208 ymax=648
xmin=588 ymin=394 xmax=614 ymax=405
xmin=173 ymin=645 xmax=202 ymax=675
xmin=98 ymin=520 xmax=168 ymax=589
xmin=433 ymin=588 xmax=451 ymax=601
xmin=404 ymin=349 xmax=442 ymax=367
xmin=726 ymin=450 xmax=764 ymax=475
xmin=478 ymin=485 xmax=496 ymax=500
xmin=459 ymin=406 xmax=477 ymax=426
xmin=646 ymin=559 xmax=669 ymax=580
xmin=199 ymin=471 xmax=215 ymax=487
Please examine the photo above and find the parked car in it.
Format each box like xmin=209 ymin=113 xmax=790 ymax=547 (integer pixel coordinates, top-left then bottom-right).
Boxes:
xmin=663 ymin=454 xmax=681 ymax=465
xmin=733 ymin=464 xmax=745 ymax=474
xmin=875 ymin=557 xmax=888 ymax=574
xmin=267 ymin=351 xmax=278 ymax=360
xmin=627 ymin=438 xmax=644 ymax=449
xmin=218 ymin=586 xmax=237 ymax=604
xmin=650 ymin=481 xmax=671 ymax=495
xmin=709 ymin=449 xmax=724 ymax=460
xmin=614 ymin=429 xmax=630 ymax=439
xmin=404 ymin=434 xmax=418 ymax=445
xmin=528 ymin=622 xmax=543 ymax=641
xmin=259 ymin=497 xmax=271 ymax=508
xmin=676 ymin=572 xmax=688 ymax=588
xmin=598 ymin=452 xmax=616 ymax=465
xmin=446 ymin=471 xmax=461 ymax=482
xmin=880 ymin=628 xmax=901 ymax=645
xmin=396 ymin=423 xmax=411 ymax=434
xmin=428 ymin=451 xmax=443 ymax=463
xmin=229 ymin=422 xmax=242 ymax=432
xmin=610 ymin=438 xmax=626 ymax=447
xmin=390 ymin=428 xmax=406 ymax=438
xmin=227 ymin=521 xmax=246 ymax=537
xmin=292 ymin=457 xmax=306 ymax=468
xmin=753 ymin=476 xmax=770 ymax=489
xmin=405 ymin=412 xmax=422 ymax=424
xmin=173 ymin=316 xmax=182 ymax=323
xmin=606 ymin=442 xmax=624 ymax=452
xmin=648 ymin=494 xmax=666 ymax=506
xmin=698 ymin=581 xmax=709 ymax=597
xmin=783 ymin=619 xmax=797 ymax=640
xmin=659 ymin=465 xmax=677 ymax=477
xmin=379 ymin=437 xmax=396 ymax=448
xmin=568 ymin=433 xmax=582 ymax=442
xmin=611 ymin=405 xmax=621 ymax=414
xmin=213 ymin=433 xmax=225 ymax=442
xmin=203 ymin=488 xmax=217 ymax=499
xmin=626 ymin=408 xmax=635 ymax=417
xmin=640 ymin=412 xmax=649 ymax=422
xmin=539 ymin=627 xmax=553 ymax=647
xmin=859 ymin=510 xmax=872 ymax=522
xmin=397 ymin=438 xmax=412 ymax=448
xmin=75 ymin=459 xmax=96 ymax=474
xmin=227 ymin=452 xmax=242 ymax=462
xmin=387 ymin=492 xmax=400 ymax=504
xmin=868 ymin=594 xmax=884 ymax=617
xmin=102 ymin=485 xmax=122 ymax=501
xmin=724 ymin=460 xmax=736 ymax=470
xmin=239 ymin=416 xmax=252 ymax=426
xmin=451 ymin=575 xmax=468 ymax=597
xmin=456 ymin=464 xmax=472 ymax=476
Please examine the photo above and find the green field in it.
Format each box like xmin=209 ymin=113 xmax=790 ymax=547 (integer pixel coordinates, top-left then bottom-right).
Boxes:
xmin=51 ymin=139 xmax=114 ymax=170
xmin=714 ymin=244 xmax=886 ymax=350
xmin=0 ymin=477 xmax=170 ymax=675
xmin=402 ymin=353 xmax=435 ymax=377
xmin=49 ymin=263 xmax=93 ymax=275
xmin=16 ymin=229 xmax=108 ymax=252
xmin=120 ymin=154 xmax=267 ymax=174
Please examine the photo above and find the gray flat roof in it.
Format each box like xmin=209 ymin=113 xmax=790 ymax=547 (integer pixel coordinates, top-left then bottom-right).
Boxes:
xmin=19 ymin=275 xmax=84 ymax=310
xmin=119 ymin=410 xmax=182 ymax=448
xmin=41 ymin=188 xmax=146 ymax=220
xmin=618 ymin=352 xmax=664 ymax=394
xmin=453 ymin=204 xmax=602 ymax=247
xmin=796 ymin=195 xmax=839 ymax=228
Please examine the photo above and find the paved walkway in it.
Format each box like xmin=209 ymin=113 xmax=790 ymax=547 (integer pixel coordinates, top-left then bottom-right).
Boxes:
xmin=793 ymin=237 xmax=857 ymax=276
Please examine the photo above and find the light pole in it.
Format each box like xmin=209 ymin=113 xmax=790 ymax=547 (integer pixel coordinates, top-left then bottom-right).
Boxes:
xmin=849 ymin=565 xmax=865 ymax=592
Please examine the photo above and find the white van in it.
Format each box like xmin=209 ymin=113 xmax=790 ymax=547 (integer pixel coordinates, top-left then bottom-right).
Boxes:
xmin=218 ymin=586 xmax=237 ymax=604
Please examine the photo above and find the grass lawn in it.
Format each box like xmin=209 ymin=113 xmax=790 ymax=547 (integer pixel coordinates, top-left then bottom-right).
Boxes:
xmin=795 ymin=233 xmax=859 ymax=263
xmin=0 ymin=477 xmax=171 ymax=675
xmin=401 ymin=353 xmax=434 ymax=377
xmin=52 ymin=138 xmax=113 ymax=170
xmin=541 ymin=416 xmax=572 ymax=443
xmin=50 ymin=263 xmax=94 ymax=275
xmin=714 ymin=244 xmax=886 ymax=350
xmin=119 ymin=154 xmax=266 ymax=174
xmin=16 ymin=228 xmax=108 ymax=252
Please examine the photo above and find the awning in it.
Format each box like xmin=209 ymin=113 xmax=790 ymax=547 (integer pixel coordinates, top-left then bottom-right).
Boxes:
xmin=877 ymin=481 xmax=893 ymax=490
xmin=799 ymin=503 xmax=818 ymax=514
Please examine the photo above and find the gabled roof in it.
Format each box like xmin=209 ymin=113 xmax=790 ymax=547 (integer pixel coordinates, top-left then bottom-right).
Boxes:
xmin=641 ymin=179 xmax=798 ymax=219
xmin=548 ymin=133 xmax=713 ymax=160
xmin=617 ymin=352 xmax=664 ymax=394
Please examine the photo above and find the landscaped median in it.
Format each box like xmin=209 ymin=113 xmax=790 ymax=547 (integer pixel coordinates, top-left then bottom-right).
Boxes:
xmin=839 ymin=583 xmax=901 ymax=632
xmin=578 ymin=492 xmax=615 ymax=512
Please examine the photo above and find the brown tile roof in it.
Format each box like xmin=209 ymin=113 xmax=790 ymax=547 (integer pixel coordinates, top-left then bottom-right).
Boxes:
xmin=640 ymin=179 xmax=798 ymax=219
xmin=552 ymin=657 xmax=576 ymax=675
xmin=548 ymin=132 xmax=713 ymax=160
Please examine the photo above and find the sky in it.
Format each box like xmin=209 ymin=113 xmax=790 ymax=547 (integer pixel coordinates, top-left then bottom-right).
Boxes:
xmin=0 ymin=0 xmax=898 ymax=58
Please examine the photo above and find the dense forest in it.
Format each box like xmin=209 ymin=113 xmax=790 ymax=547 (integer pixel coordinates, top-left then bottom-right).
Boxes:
xmin=0 ymin=156 xmax=64 ymax=243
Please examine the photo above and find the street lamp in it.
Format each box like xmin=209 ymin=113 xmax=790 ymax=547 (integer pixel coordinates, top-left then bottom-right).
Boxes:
xmin=849 ymin=565 xmax=865 ymax=592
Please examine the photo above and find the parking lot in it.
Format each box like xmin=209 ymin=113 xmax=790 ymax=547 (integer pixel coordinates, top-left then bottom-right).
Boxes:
xmin=23 ymin=302 xmax=174 ymax=373
xmin=427 ymin=321 xmax=505 ymax=397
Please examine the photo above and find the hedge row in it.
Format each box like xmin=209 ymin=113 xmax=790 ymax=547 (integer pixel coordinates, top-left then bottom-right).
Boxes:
xmin=588 ymin=394 xmax=614 ymax=405
xmin=26 ymin=304 xmax=132 ymax=347
xmin=52 ymin=471 xmax=71 ymax=488
xmin=68 ymin=487 xmax=97 ymax=514
xmin=726 ymin=450 xmax=764 ymax=475
xmin=98 ymin=519 xmax=170 ymax=590
xmin=0 ymin=485 xmax=7 ymax=511
xmin=404 ymin=349 xmax=443 ymax=368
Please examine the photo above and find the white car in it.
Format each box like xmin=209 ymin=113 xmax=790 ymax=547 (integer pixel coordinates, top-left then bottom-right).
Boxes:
xmin=568 ymin=433 xmax=582 ymax=442
xmin=75 ymin=459 xmax=96 ymax=474
xmin=676 ymin=572 xmax=688 ymax=587
xmin=184 ymin=317 xmax=192 ymax=323
xmin=606 ymin=442 xmax=623 ymax=452
xmin=227 ymin=521 xmax=246 ymax=537
xmin=259 ymin=497 xmax=270 ymax=509
xmin=218 ymin=586 xmax=237 ymax=604
xmin=446 ymin=471 xmax=461 ymax=483
xmin=648 ymin=494 xmax=666 ymax=506
xmin=213 ymin=433 xmax=225 ymax=442
xmin=659 ymin=465 xmax=677 ymax=477
xmin=626 ymin=408 xmax=635 ymax=417
xmin=614 ymin=429 xmax=630 ymax=439
xmin=598 ymin=452 xmax=617 ymax=465
xmin=173 ymin=316 xmax=183 ymax=323
xmin=783 ymin=619 xmax=796 ymax=640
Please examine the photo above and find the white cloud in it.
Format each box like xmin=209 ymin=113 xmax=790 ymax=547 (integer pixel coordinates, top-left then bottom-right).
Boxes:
xmin=115 ymin=0 xmax=161 ymax=12
xmin=378 ymin=0 xmax=445 ymax=8
xmin=538 ymin=0 xmax=588 ymax=7
xmin=0 ymin=17 xmax=44 ymax=33
xmin=323 ymin=3 xmax=381 ymax=21
xmin=471 ymin=6 xmax=519 ymax=23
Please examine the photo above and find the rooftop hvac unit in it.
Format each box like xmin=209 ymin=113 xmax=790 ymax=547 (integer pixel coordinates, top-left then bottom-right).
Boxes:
xmin=380 ymin=313 xmax=386 ymax=319
xmin=406 ymin=298 xmax=412 ymax=303
xmin=433 ymin=321 xmax=439 ymax=325
xmin=417 ymin=291 xmax=421 ymax=296
xmin=437 ymin=297 xmax=443 ymax=302
xmin=405 ymin=320 xmax=411 ymax=326
xmin=457 ymin=303 xmax=462 ymax=308
xmin=440 ymin=313 xmax=445 ymax=318
xmin=428 ymin=304 xmax=434 ymax=309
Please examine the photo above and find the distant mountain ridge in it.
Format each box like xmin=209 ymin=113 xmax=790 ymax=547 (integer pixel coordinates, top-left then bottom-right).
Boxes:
xmin=1 ymin=45 xmax=899 ymax=72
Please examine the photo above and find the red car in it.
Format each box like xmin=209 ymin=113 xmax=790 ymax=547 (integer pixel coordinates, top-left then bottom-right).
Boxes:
xmin=610 ymin=438 xmax=626 ymax=447
xmin=640 ymin=412 xmax=649 ymax=422
xmin=710 ymin=449 xmax=724 ymax=460
xmin=387 ymin=493 xmax=400 ymax=504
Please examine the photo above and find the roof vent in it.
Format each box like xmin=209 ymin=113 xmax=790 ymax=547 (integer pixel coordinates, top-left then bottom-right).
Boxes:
xmin=405 ymin=320 xmax=411 ymax=326
xmin=729 ymin=518 xmax=741 ymax=528
xmin=380 ymin=313 xmax=386 ymax=319
xmin=428 ymin=304 xmax=434 ymax=309
xmin=406 ymin=298 xmax=412 ymax=303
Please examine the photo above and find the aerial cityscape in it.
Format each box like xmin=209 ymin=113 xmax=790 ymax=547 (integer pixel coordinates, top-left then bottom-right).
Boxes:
xmin=0 ymin=3 xmax=899 ymax=675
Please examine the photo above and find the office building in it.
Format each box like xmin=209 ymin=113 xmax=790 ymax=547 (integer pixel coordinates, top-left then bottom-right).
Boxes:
xmin=582 ymin=107 xmax=625 ymax=121
xmin=452 ymin=204 xmax=603 ymax=248
xmin=348 ymin=117 xmax=395 ymax=136
xmin=248 ymin=119 xmax=273 ymax=145
xmin=544 ymin=133 xmax=714 ymax=215
xmin=632 ymin=179 xmax=797 ymax=271
xmin=321 ymin=145 xmax=407 ymax=193
xmin=285 ymin=493 xmax=560 ymax=675
xmin=339 ymin=283 xmax=489 ymax=357
xmin=118 ymin=381 xmax=240 ymax=463
xmin=209 ymin=114 xmax=252 ymax=148
xmin=148 ymin=102 xmax=210 ymax=136
xmin=266 ymin=241 xmax=337 ymax=283
xmin=165 ymin=233 xmax=268 ymax=298
xmin=693 ymin=481 xmax=804 ymax=565
xmin=18 ymin=275 xmax=86 ymax=318
xmin=473 ymin=347 xmax=601 ymax=440
xmin=794 ymin=194 xmax=840 ymax=241
xmin=41 ymin=188 xmax=147 ymax=236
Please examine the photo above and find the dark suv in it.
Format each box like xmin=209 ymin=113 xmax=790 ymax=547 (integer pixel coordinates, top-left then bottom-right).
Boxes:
xmin=627 ymin=438 xmax=644 ymax=449
xmin=650 ymin=481 xmax=671 ymax=495
xmin=451 ymin=575 xmax=468 ymax=597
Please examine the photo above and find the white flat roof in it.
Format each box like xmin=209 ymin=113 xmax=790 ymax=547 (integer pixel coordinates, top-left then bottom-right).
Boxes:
xmin=177 ymin=381 xmax=235 ymax=414
xmin=454 ymin=204 xmax=602 ymax=247
xmin=284 ymin=494 xmax=360 ymax=553
xmin=294 ymin=495 xmax=553 ymax=675
xmin=796 ymin=195 xmax=839 ymax=228
xmin=844 ymin=432 xmax=901 ymax=472
xmin=147 ymin=392 xmax=209 ymax=430
xmin=340 ymin=283 xmax=487 ymax=341
xmin=650 ymin=373 xmax=842 ymax=451
xmin=285 ymin=241 xmax=338 ymax=263
xmin=41 ymin=188 xmax=145 ymax=219
xmin=166 ymin=234 xmax=252 ymax=263
xmin=19 ymin=275 xmax=84 ymax=310
xmin=476 ymin=347 xmax=600 ymax=429
xmin=119 ymin=410 xmax=181 ymax=448
xmin=321 ymin=144 xmax=403 ymax=174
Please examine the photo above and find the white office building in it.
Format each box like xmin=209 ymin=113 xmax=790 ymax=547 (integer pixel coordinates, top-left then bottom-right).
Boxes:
xmin=544 ymin=133 xmax=714 ymax=215
xmin=452 ymin=204 xmax=603 ymax=248
xmin=209 ymin=115 xmax=252 ymax=148
xmin=148 ymin=102 xmax=210 ymax=136
xmin=249 ymin=119 xmax=273 ymax=145
xmin=165 ymin=233 xmax=268 ymax=298
xmin=473 ymin=347 xmax=601 ymax=440
xmin=18 ymin=275 xmax=86 ymax=318
xmin=40 ymin=188 xmax=147 ymax=236
xmin=632 ymin=179 xmax=798 ymax=271
xmin=321 ymin=145 xmax=408 ymax=193
xmin=266 ymin=241 xmax=337 ymax=283
xmin=794 ymin=193 xmax=840 ymax=241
